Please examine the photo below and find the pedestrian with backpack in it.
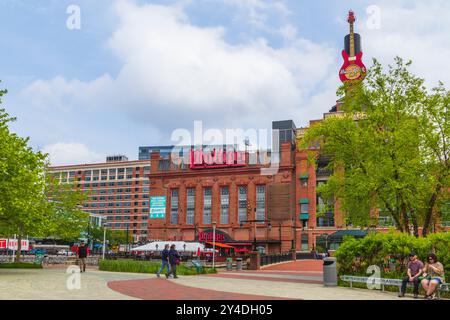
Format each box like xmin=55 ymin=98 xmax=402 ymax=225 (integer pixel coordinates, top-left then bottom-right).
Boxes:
xmin=166 ymin=244 xmax=180 ymax=279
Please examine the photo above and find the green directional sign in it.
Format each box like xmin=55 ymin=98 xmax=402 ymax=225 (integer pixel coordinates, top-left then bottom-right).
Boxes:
xmin=150 ymin=196 xmax=167 ymax=219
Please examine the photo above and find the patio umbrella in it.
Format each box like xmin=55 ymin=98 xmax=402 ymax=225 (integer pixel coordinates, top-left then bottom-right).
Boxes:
xmin=197 ymin=246 xmax=201 ymax=257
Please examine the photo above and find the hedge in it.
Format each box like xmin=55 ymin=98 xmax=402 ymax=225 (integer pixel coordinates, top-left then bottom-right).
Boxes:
xmin=335 ymin=232 xmax=450 ymax=280
xmin=0 ymin=262 xmax=43 ymax=269
xmin=98 ymin=259 xmax=217 ymax=275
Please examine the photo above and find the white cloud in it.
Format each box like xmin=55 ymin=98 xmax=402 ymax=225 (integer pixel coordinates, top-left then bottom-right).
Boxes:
xmin=360 ymin=0 xmax=450 ymax=87
xmin=42 ymin=143 xmax=104 ymax=166
xmin=18 ymin=0 xmax=337 ymax=135
xmin=14 ymin=0 xmax=450 ymax=159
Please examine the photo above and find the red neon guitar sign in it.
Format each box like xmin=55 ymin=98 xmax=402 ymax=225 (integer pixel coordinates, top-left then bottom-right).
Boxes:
xmin=339 ymin=10 xmax=366 ymax=83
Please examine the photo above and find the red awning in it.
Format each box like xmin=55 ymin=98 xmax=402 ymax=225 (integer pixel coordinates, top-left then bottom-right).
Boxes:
xmin=205 ymin=242 xmax=235 ymax=249
xmin=225 ymin=243 xmax=252 ymax=246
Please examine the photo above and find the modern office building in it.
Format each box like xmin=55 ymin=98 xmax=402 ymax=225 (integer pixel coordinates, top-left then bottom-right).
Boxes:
xmin=49 ymin=156 xmax=151 ymax=243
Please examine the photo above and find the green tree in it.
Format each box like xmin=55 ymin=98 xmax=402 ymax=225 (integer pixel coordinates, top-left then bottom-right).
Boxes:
xmin=45 ymin=178 xmax=89 ymax=241
xmin=0 ymin=85 xmax=89 ymax=260
xmin=0 ymin=91 xmax=50 ymax=260
xmin=301 ymin=57 xmax=449 ymax=237
xmin=89 ymin=227 xmax=132 ymax=248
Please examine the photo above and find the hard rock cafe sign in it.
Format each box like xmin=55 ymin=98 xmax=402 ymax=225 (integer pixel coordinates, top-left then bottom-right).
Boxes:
xmin=339 ymin=10 xmax=367 ymax=83
xmin=198 ymin=229 xmax=233 ymax=242
xmin=190 ymin=149 xmax=246 ymax=169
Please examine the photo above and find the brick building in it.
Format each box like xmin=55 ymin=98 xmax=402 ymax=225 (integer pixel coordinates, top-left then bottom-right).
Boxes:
xmin=49 ymin=115 xmax=449 ymax=253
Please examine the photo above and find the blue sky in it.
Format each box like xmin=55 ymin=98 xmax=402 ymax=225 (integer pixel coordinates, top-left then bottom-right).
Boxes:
xmin=1 ymin=0 xmax=449 ymax=164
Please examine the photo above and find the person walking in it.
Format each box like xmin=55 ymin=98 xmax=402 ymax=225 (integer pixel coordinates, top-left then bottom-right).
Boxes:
xmin=156 ymin=244 xmax=170 ymax=278
xmin=77 ymin=241 xmax=89 ymax=273
xmin=398 ymin=252 xmax=423 ymax=298
xmin=421 ymin=253 xmax=445 ymax=300
xmin=166 ymin=244 xmax=180 ymax=279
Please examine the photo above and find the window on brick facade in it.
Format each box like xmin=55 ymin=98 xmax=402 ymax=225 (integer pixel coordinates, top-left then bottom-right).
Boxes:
xmin=238 ymin=186 xmax=247 ymax=224
xmin=186 ymin=188 xmax=195 ymax=225
xmin=220 ymin=187 xmax=229 ymax=224
xmin=256 ymin=185 xmax=266 ymax=222
xmin=203 ymin=188 xmax=212 ymax=224
xmin=170 ymin=189 xmax=179 ymax=225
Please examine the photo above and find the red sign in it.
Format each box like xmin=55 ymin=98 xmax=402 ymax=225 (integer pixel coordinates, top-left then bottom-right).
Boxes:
xmin=3 ymin=239 xmax=30 ymax=251
xmin=198 ymin=232 xmax=225 ymax=242
xmin=190 ymin=149 xmax=245 ymax=169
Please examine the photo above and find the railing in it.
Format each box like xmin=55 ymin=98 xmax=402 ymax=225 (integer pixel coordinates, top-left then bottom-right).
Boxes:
xmin=296 ymin=252 xmax=318 ymax=260
xmin=260 ymin=253 xmax=293 ymax=266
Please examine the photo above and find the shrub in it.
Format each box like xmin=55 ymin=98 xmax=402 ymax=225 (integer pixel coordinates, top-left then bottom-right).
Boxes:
xmin=335 ymin=231 xmax=450 ymax=281
xmin=99 ymin=259 xmax=217 ymax=275
xmin=0 ymin=262 xmax=43 ymax=269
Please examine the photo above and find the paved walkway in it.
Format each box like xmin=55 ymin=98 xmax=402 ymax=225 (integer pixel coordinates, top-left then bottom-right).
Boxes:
xmin=0 ymin=268 xmax=148 ymax=300
xmin=0 ymin=263 xmax=414 ymax=300
xmin=165 ymin=273 xmax=402 ymax=300
xmin=108 ymin=278 xmax=289 ymax=300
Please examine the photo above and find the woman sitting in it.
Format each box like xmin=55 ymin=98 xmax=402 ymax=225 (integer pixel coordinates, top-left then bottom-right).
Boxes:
xmin=420 ymin=253 xmax=445 ymax=299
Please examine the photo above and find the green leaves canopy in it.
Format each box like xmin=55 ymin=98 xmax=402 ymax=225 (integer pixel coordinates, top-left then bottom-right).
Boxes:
xmin=301 ymin=57 xmax=450 ymax=236
xmin=0 ymin=86 xmax=89 ymax=259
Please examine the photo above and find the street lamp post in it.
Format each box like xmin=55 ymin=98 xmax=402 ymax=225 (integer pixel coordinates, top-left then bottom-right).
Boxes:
xmin=212 ymin=222 xmax=217 ymax=269
xmin=279 ymin=224 xmax=282 ymax=254
xmin=126 ymin=223 xmax=129 ymax=255
xmin=102 ymin=221 xmax=108 ymax=260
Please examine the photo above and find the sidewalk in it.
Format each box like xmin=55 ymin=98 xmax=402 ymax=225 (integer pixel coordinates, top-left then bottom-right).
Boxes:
xmin=0 ymin=268 xmax=148 ymax=300
xmin=171 ymin=275 xmax=403 ymax=300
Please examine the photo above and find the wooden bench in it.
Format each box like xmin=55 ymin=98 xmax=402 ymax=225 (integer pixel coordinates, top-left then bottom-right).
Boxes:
xmin=340 ymin=275 xmax=449 ymax=298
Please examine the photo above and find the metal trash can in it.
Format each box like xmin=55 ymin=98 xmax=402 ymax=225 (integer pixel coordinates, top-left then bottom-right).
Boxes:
xmin=236 ymin=258 xmax=243 ymax=271
xmin=226 ymin=258 xmax=233 ymax=271
xmin=323 ymin=257 xmax=337 ymax=286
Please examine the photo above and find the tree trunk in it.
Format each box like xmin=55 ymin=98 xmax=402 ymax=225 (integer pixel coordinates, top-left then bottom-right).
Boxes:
xmin=423 ymin=189 xmax=440 ymax=237
xmin=411 ymin=214 xmax=419 ymax=238
xmin=15 ymin=235 xmax=22 ymax=263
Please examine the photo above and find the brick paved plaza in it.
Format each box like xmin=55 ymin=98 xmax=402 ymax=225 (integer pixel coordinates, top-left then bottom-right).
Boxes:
xmin=0 ymin=261 xmax=408 ymax=300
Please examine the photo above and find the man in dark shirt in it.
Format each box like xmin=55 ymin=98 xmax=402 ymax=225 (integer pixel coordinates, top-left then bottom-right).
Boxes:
xmin=399 ymin=252 xmax=424 ymax=298
xmin=157 ymin=244 xmax=170 ymax=278
xmin=77 ymin=241 xmax=89 ymax=273
xmin=166 ymin=244 xmax=180 ymax=279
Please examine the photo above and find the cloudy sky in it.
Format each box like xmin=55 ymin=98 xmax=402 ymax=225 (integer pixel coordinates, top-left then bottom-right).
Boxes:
xmin=1 ymin=0 xmax=449 ymax=165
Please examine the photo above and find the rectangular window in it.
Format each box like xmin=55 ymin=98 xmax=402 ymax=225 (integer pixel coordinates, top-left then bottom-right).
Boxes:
xmin=256 ymin=185 xmax=266 ymax=222
xmin=170 ymin=189 xmax=179 ymax=225
xmin=203 ymin=188 xmax=212 ymax=225
xmin=301 ymin=234 xmax=309 ymax=251
xmin=220 ymin=187 xmax=229 ymax=224
xmin=186 ymin=188 xmax=195 ymax=225
xmin=316 ymin=187 xmax=334 ymax=227
xmin=238 ymin=186 xmax=247 ymax=224
xmin=301 ymin=203 xmax=309 ymax=213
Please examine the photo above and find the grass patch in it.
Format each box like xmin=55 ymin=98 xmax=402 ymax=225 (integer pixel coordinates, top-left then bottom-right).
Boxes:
xmin=99 ymin=259 xmax=217 ymax=276
xmin=0 ymin=262 xmax=43 ymax=269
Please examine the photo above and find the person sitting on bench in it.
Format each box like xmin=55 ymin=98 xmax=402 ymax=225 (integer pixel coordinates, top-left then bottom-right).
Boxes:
xmin=399 ymin=252 xmax=423 ymax=298
xmin=421 ymin=253 xmax=445 ymax=300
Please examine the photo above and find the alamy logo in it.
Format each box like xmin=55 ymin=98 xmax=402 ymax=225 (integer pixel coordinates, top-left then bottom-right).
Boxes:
xmin=66 ymin=265 xmax=81 ymax=290
xmin=366 ymin=5 xmax=381 ymax=30
xmin=66 ymin=5 xmax=81 ymax=30
xmin=366 ymin=265 xmax=381 ymax=290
